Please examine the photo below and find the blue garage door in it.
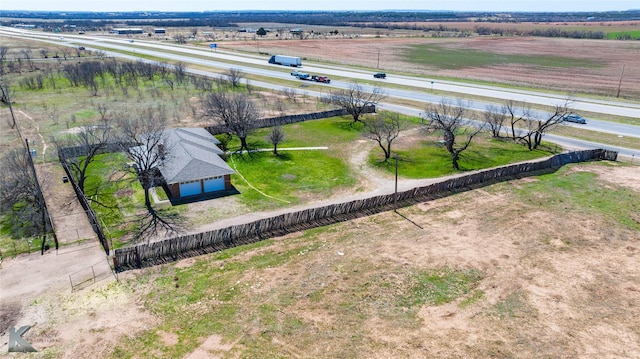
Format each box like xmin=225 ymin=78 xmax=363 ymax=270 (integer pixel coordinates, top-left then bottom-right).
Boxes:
xmin=203 ymin=177 xmax=225 ymax=192
xmin=179 ymin=181 xmax=202 ymax=197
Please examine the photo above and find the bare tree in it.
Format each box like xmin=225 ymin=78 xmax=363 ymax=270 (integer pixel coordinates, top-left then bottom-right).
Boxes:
xmin=505 ymin=100 xmax=532 ymax=140
xmin=57 ymin=123 xmax=112 ymax=194
xmin=173 ymin=62 xmax=187 ymax=85
xmin=95 ymin=103 xmax=109 ymax=121
xmin=422 ymin=99 xmax=485 ymax=170
xmin=282 ymin=87 xmax=297 ymax=103
xmin=204 ymin=92 xmax=259 ymax=153
xmin=0 ymin=148 xmax=51 ymax=248
xmin=530 ymin=100 xmax=573 ymax=150
xmin=39 ymin=49 xmax=48 ymax=59
xmin=267 ymin=126 xmax=285 ymax=155
xmin=363 ymin=112 xmax=405 ymax=162
xmin=20 ymin=49 xmax=35 ymax=70
xmin=225 ymin=68 xmax=244 ymax=87
xmin=117 ymin=108 xmax=168 ymax=208
xmin=483 ymin=104 xmax=508 ymax=138
xmin=60 ymin=47 xmax=70 ymax=60
xmin=0 ymin=46 xmax=8 ymax=75
xmin=174 ymin=34 xmax=187 ymax=44
xmin=330 ymin=81 xmax=385 ymax=123
xmin=500 ymin=99 xmax=571 ymax=150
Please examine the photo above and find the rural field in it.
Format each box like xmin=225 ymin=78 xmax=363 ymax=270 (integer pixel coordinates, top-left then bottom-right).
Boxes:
xmin=0 ymin=18 xmax=639 ymax=358
xmin=1 ymin=162 xmax=639 ymax=358
xmin=224 ymin=35 xmax=640 ymax=100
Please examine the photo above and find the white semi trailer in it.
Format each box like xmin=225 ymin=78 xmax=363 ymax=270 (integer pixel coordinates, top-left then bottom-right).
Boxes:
xmin=268 ymin=55 xmax=302 ymax=67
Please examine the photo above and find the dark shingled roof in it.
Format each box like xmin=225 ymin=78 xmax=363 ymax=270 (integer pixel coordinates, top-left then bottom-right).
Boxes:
xmin=158 ymin=128 xmax=234 ymax=184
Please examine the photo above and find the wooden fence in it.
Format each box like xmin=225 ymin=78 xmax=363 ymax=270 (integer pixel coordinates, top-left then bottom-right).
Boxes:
xmin=205 ymin=106 xmax=376 ymax=135
xmin=113 ymin=149 xmax=617 ymax=272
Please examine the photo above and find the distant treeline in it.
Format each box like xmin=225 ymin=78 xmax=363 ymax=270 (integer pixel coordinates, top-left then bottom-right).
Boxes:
xmin=474 ymin=26 xmax=608 ymax=39
xmin=2 ymin=10 xmax=639 ymax=26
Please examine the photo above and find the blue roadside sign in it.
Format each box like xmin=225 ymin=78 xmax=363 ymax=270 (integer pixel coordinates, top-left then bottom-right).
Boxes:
xmin=210 ymin=43 xmax=217 ymax=48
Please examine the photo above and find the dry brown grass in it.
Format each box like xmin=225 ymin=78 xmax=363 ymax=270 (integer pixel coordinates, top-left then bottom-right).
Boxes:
xmin=223 ymin=34 xmax=640 ymax=99
xmin=3 ymin=162 xmax=638 ymax=358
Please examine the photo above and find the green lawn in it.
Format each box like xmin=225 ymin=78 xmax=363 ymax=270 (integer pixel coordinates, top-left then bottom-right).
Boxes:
xmin=83 ymin=152 xmax=179 ymax=246
xmin=371 ymin=136 xmax=559 ymax=178
xmin=222 ymin=116 xmax=365 ymax=150
xmin=405 ymin=44 xmax=602 ymax=70
xmin=607 ymin=30 xmax=640 ymax=40
xmin=229 ymin=150 xmax=355 ymax=209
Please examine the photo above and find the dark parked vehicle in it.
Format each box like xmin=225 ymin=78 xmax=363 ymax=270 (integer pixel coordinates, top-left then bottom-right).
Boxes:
xmin=562 ymin=114 xmax=587 ymax=124
xmin=373 ymin=72 xmax=386 ymax=79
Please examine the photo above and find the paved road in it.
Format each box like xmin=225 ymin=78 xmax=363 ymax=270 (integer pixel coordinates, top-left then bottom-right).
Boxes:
xmin=4 ymin=27 xmax=639 ymax=117
xmin=3 ymin=27 xmax=639 ymax=158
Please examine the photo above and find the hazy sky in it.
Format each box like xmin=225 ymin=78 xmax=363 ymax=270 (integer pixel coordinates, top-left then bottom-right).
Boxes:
xmin=3 ymin=1 xmax=638 ymax=12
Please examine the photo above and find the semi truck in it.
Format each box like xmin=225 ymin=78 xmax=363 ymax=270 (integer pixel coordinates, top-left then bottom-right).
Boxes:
xmin=269 ymin=55 xmax=302 ymax=67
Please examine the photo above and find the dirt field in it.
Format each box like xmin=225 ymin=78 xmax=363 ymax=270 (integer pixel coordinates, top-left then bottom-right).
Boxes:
xmin=1 ymin=161 xmax=638 ymax=358
xmin=224 ymin=36 xmax=640 ymax=99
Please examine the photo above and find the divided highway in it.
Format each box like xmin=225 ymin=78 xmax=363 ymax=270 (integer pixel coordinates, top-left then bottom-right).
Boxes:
xmin=2 ymin=27 xmax=639 ymax=158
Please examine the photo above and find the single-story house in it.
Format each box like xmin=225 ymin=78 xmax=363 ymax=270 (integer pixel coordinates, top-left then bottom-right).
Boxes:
xmin=129 ymin=127 xmax=234 ymax=199
xmin=159 ymin=128 xmax=235 ymax=199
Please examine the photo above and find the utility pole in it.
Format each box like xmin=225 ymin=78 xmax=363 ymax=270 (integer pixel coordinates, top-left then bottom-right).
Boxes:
xmin=25 ymin=139 xmax=48 ymax=255
xmin=394 ymin=153 xmax=398 ymax=212
xmin=616 ymin=64 xmax=625 ymax=98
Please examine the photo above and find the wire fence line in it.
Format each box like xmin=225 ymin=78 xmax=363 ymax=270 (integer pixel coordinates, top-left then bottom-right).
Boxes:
xmin=112 ymin=149 xmax=617 ymax=272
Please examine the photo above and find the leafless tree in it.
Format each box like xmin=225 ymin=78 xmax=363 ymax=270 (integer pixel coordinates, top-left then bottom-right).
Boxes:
xmin=57 ymin=122 xmax=112 ymax=193
xmin=282 ymin=87 xmax=297 ymax=103
xmin=483 ymin=104 xmax=508 ymax=138
xmin=0 ymin=80 xmax=12 ymax=106
xmin=117 ymin=107 xmax=168 ymax=208
xmin=173 ymin=62 xmax=187 ymax=85
xmin=60 ymin=47 xmax=70 ymax=60
xmin=422 ymin=99 xmax=485 ymax=170
xmin=20 ymin=49 xmax=35 ymax=70
xmin=330 ymin=81 xmax=385 ymax=123
xmin=39 ymin=49 xmax=48 ymax=59
xmin=363 ymin=112 xmax=405 ymax=162
xmin=504 ymin=100 xmax=532 ymax=140
xmin=94 ymin=49 xmax=107 ymax=59
xmin=0 ymin=148 xmax=50 ymax=245
xmin=267 ymin=126 xmax=285 ymax=155
xmin=499 ymin=99 xmax=571 ymax=150
xmin=174 ymin=34 xmax=187 ymax=44
xmin=0 ymin=46 xmax=8 ymax=74
xmin=204 ymin=92 xmax=259 ymax=153
xmin=225 ymin=68 xmax=244 ymax=87
xmin=530 ymin=100 xmax=573 ymax=150
xmin=47 ymin=103 xmax=60 ymax=125
xmin=95 ymin=103 xmax=109 ymax=121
